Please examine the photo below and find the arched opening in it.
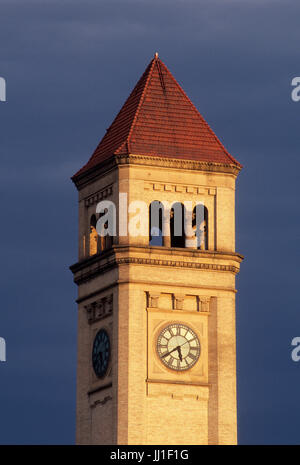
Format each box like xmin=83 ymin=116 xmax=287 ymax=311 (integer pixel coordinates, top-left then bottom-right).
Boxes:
xmin=170 ymin=202 xmax=185 ymax=248
xmin=89 ymin=215 xmax=98 ymax=256
xmin=149 ymin=201 xmax=164 ymax=246
xmin=192 ymin=204 xmax=208 ymax=250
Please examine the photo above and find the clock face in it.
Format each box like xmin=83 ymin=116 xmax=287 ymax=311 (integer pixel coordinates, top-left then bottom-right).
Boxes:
xmin=157 ymin=323 xmax=200 ymax=371
xmin=92 ymin=329 xmax=110 ymax=378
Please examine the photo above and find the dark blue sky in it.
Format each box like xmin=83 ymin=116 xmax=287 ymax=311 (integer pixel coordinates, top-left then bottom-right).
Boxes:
xmin=0 ymin=0 xmax=300 ymax=444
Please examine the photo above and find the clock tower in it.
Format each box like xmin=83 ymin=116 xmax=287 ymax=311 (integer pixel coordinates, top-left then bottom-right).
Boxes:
xmin=70 ymin=54 xmax=243 ymax=445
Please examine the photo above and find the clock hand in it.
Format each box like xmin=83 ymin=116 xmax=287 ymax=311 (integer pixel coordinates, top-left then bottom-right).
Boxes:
xmin=161 ymin=345 xmax=180 ymax=358
xmin=179 ymin=337 xmax=197 ymax=349
xmin=177 ymin=346 xmax=183 ymax=361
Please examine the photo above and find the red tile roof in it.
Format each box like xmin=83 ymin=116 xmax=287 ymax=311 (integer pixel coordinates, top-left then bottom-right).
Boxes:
xmin=73 ymin=55 xmax=241 ymax=179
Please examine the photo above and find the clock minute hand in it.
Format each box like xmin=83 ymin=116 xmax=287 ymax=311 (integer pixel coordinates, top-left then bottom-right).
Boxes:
xmin=179 ymin=337 xmax=197 ymax=349
xmin=161 ymin=345 xmax=180 ymax=358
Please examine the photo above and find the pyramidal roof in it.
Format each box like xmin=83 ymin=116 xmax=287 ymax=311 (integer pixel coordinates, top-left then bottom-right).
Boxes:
xmin=73 ymin=54 xmax=241 ymax=180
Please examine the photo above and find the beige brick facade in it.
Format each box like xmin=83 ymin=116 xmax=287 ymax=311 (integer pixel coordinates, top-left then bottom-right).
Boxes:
xmin=70 ymin=156 xmax=242 ymax=445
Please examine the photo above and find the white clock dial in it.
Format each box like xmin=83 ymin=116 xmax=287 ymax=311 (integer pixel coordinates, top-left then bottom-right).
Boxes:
xmin=157 ymin=323 xmax=200 ymax=371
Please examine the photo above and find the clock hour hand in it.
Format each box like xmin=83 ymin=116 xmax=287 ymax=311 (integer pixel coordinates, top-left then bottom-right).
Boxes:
xmin=161 ymin=345 xmax=180 ymax=358
xmin=177 ymin=346 xmax=183 ymax=361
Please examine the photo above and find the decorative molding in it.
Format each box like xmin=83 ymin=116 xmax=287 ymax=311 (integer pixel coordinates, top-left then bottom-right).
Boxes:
xmin=148 ymin=292 xmax=160 ymax=308
xmin=173 ymin=294 xmax=185 ymax=310
xmin=84 ymin=185 xmax=113 ymax=207
xmin=117 ymin=154 xmax=241 ymax=176
xmin=73 ymin=256 xmax=239 ymax=285
xmin=198 ymin=296 xmax=211 ymax=313
xmin=117 ymin=257 xmax=238 ymax=273
xmin=73 ymin=154 xmax=241 ymax=190
xmin=144 ymin=182 xmax=215 ymax=196
xmin=85 ymin=294 xmax=113 ymax=324
xmin=77 ymin=281 xmax=236 ymax=305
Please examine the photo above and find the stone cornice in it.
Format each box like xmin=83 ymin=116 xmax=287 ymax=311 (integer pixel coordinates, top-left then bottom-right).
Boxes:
xmin=72 ymin=154 xmax=241 ymax=190
xmin=118 ymin=154 xmax=241 ymax=176
xmin=70 ymin=245 xmax=243 ymax=285
xmin=70 ymin=245 xmax=243 ymax=270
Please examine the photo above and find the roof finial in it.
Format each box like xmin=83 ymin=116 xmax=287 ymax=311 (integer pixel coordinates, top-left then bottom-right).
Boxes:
xmin=154 ymin=52 xmax=159 ymax=59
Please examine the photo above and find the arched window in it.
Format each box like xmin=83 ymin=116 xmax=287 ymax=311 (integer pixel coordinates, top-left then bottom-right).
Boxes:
xmin=192 ymin=204 xmax=208 ymax=250
xmin=170 ymin=202 xmax=185 ymax=248
xmin=149 ymin=201 xmax=164 ymax=246
xmin=89 ymin=215 xmax=98 ymax=256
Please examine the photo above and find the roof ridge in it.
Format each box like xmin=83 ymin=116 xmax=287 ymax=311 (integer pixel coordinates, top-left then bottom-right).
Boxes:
xmin=125 ymin=57 xmax=156 ymax=153
xmin=158 ymin=58 xmax=241 ymax=167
